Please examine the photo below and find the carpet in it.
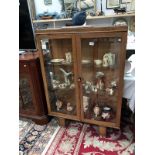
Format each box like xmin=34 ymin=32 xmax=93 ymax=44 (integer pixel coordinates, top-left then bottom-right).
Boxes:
xmin=45 ymin=121 xmax=134 ymax=155
xmin=19 ymin=118 xmax=60 ymax=155
xmin=19 ymin=103 xmax=135 ymax=155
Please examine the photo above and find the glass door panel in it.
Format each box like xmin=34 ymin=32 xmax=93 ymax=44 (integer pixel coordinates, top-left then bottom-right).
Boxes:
xmin=19 ymin=76 xmax=34 ymax=111
xmin=42 ymin=38 xmax=77 ymax=116
xmin=80 ymin=36 xmax=122 ymax=123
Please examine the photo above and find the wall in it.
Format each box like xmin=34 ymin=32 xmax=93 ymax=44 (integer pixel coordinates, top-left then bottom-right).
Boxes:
xmin=34 ymin=0 xmax=62 ymax=14
xmin=96 ymin=0 xmax=114 ymax=15
xmin=32 ymin=0 xmax=135 ymax=50
xmin=34 ymin=0 xmax=116 ymax=16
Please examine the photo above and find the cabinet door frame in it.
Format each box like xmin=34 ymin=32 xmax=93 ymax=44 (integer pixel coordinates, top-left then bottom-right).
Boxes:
xmin=36 ymin=34 xmax=81 ymax=121
xmin=76 ymin=31 xmax=127 ymax=128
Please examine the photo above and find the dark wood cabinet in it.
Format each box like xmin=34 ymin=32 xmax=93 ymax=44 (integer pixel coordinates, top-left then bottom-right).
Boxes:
xmin=19 ymin=52 xmax=49 ymax=125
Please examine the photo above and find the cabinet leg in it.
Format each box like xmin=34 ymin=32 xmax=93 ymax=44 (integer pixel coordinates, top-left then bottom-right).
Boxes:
xmin=99 ymin=126 xmax=107 ymax=137
xmin=59 ymin=118 xmax=65 ymax=127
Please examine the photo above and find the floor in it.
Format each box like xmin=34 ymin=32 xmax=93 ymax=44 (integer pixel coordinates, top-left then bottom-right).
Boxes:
xmin=19 ymin=102 xmax=135 ymax=155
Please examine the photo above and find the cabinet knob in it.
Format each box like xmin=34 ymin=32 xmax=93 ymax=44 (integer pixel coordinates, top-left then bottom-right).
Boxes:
xmin=24 ymin=64 xmax=27 ymax=67
xmin=78 ymin=77 xmax=81 ymax=82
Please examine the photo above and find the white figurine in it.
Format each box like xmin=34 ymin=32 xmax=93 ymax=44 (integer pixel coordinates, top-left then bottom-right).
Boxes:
xmin=111 ymin=80 xmax=117 ymax=87
xmin=102 ymin=106 xmax=112 ymax=120
xmin=67 ymin=102 xmax=73 ymax=112
xmin=96 ymin=72 xmax=104 ymax=78
xmin=83 ymin=96 xmax=89 ymax=112
xmin=106 ymin=88 xmax=114 ymax=96
xmin=103 ymin=53 xmax=115 ymax=67
xmin=103 ymin=54 xmax=109 ymax=67
xmin=65 ymin=52 xmax=72 ymax=63
xmin=107 ymin=53 xmax=115 ymax=66
xmin=59 ymin=68 xmax=72 ymax=85
xmin=49 ymin=72 xmax=53 ymax=84
xmin=96 ymin=79 xmax=104 ymax=90
xmin=93 ymin=105 xmax=100 ymax=117
xmin=102 ymin=112 xmax=110 ymax=120
xmin=56 ymin=99 xmax=63 ymax=111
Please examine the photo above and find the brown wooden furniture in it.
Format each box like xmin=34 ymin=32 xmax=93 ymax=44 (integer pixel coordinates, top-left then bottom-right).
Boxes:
xmin=19 ymin=52 xmax=49 ymax=125
xmin=35 ymin=26 xmax=127 ymax=135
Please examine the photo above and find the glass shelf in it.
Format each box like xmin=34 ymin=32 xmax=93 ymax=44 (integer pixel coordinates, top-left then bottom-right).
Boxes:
xmin=47 ymin=61 xmax=74 ymax=66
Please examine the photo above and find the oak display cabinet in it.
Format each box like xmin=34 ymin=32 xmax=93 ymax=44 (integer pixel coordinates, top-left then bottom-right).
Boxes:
xmin=36 ymin=26 xmax=127 ymax=136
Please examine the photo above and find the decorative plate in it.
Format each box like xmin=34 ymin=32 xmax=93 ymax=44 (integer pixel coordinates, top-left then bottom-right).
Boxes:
xmin=82 ymin=59 xmax=91 ymax=64
xmin=51 ymin=59 xmax=64 ymax=63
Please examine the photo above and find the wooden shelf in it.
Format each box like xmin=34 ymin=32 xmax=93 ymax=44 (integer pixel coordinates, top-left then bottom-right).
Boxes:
xmin=33 ymin=18 xmax=72 ymax=23
xmin=32 ymin=13 xmax=135 ymax=24
xmin=87 ymin=13 xmax=135 ymax=19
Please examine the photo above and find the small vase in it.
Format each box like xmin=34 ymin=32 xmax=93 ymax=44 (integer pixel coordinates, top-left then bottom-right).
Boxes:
xmin=93 ymin=105 xmax=100 ymax=117
xmin=102 ymin=106 xmax=112 ymax=120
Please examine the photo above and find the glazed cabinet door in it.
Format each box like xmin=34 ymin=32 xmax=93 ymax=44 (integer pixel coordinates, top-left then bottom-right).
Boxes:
xmin=76 ymin=32 xmax=126 ymax=128
xmin=37 ymin=35 xmax=80 ymax=120
xmin=19 ymin=74 xmax=35 ymax=114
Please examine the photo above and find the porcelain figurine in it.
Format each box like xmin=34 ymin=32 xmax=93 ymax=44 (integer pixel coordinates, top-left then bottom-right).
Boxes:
xmin=65 ymin=52 xmax=72 ymax=63
xmin=106 ymin=88 xmax=114 ymax=96
xmin=102 ymin=111 xmax=110 ymax=120
xmin=111 ymin=80 xmax=117 ymax=88
xmin=58 ymin=83 xmax=66 ymax=89
xmin=49 ymin=72 xmax=53 ymax=84
xmin=56 ymin=99 xmax=63 ymax=111
xmin=96 ymin=72 xmax=104 ymax=78
xmin=96 ymin=79 xmax=104 ymax=90
xmin=59 ymin=68 xmax=72 ymax=85
xmin=67 ymin=102 xmax=73 ymax=112
xmin=85 ymin=81 xmax=92 ymax=94
xmin=52 ymin=80 xmax=60 ymax=89
xmin=91 ymin=85 xmax=98 ymax=93
xmin=103 ymin=53 xmax=115 ymax=67
xmin=103 ymin=54 xmax=109 ymax=67
xmin=93 ymin=105 xmax=100 ymax=117
xmin=83 ymin=96 xmax=89 ymax=112
xmin=102 ymin=106 xmax=112 ymax=120
xmin=107 ymin=53 xmax=115 ymax=66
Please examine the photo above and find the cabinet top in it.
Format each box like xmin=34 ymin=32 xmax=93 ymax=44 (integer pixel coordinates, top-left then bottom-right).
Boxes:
xmin=19 ymin=51 xmax=40 ymax=61
xmin=35 ymin=26 xmax=128 ymax=35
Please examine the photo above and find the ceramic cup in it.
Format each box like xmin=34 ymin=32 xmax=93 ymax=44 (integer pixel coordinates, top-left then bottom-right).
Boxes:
xmin=94 ymin=59 xmax=102 ymax=66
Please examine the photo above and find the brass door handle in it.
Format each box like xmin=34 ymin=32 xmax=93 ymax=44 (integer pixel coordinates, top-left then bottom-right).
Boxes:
xmin=77 ymin=77 xmax=81 ymax=82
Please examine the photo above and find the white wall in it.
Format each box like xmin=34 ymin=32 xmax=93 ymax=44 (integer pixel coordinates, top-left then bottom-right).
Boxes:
xmin=34 ymin=0 xmax=62 ymax=14
xmin=34 ymin=0 xmax=115 ymax=16
xmin=96 ymin=0 xmax=114 ymax=15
